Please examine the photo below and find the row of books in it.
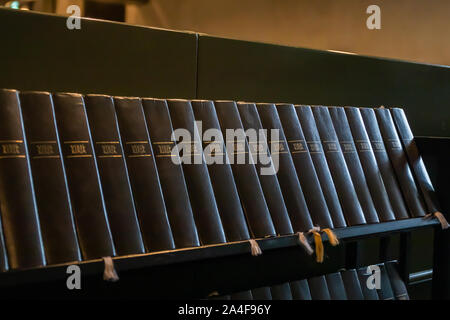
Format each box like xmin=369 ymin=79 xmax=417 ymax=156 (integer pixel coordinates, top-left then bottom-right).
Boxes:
xmin=0 ymin=89 xmax=438 ymax=271
xmin=210 ymin=262 xmax=408 ymax=300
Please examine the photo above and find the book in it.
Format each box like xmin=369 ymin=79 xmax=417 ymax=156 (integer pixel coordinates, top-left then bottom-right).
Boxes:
xmin=167 ymin=99 xmax=226 ymax=244
xmin=214 ymin=101 xmax=276 ymax=238
xmin=307 ymin=275 xmax=331 ymax=300
xmin=270 ymin=283 xmax=293 ymax=300
xmin=289 ymin=280 xmax=312 ymax=300
xmin=385 ymin=262 xmax=409 ymax=300
xmin=311 ymin=106 xmax=366 ymax=226
xmin=20 ymin=91 xmax=81 ymax=264
xmin=84 ymin=95 xmax=146 ymax=255
xmin=0 ymin=89 xmax=45 ymax=269
xmin=251 ymin=287 xmax=272 ymax=300
xmin=325 ymin=272 xmax=348 ymax=300
xmin=257 ymin=103 xmax=317 ymax=232
xmin=191 ymin=100 xmax=250 ymax=241
xmin=391 ymin=108 xmax=440 ymax=215
xmin=113 ymin=97 xmax=177 ymax=251
xmin=295 ymin=105 xmax=347 ymax=228
xmin=345 ymin=107 xmax=396 ymax=222
xmin=52 ymin=92 xmax=115 ymax=259
xmin=141 ymin=98 xmax=200 ymax=248
xmin=359 ymin=107 xmax=410 ymax=220
xmin=276 ymin=104 xmax=335 ymax=228
xmin=357 ymin=267 xmax=379 ymax=300
xmin=375 ymin=108 xmax=426 ymax=217
xmin=377 ymin=263 xmax=395 ymax=300
xmin=341 ymin=269 xmax=365 ymax=300
xmin=231 ymin=291 xmax=253 ymax=300
xmin=237 ymin=102 xmax=295 ymax=235
xmin=329 ymin=107 xmax=379 ymax=223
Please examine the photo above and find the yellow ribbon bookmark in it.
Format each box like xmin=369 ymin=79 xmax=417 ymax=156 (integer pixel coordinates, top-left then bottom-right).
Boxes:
xmin=321 ymin=228 xmax=339 ymax=246
xmin=312 ymin=231 xmax=324 ymax=263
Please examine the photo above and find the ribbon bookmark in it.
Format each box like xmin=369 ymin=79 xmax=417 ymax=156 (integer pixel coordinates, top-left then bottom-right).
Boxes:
xmin=249 ymin=239 xmax=262 ymax=256
xmin=425 ymin=212 xmax=450 ymax=230
xmin=321 ymin=228 xmax=339 ymax=246
xmin=297 ymin=232 xmax=314 ymax=255
xmin=312 ymin=231 xmax=324 ymax=263
xmin=103 ymin=256 xmax=119 ymax=282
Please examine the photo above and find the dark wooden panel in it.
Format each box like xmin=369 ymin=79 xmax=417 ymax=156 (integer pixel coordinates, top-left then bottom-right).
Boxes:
xmin=0 ymin=8 xmax=197 ymax=98
xmin=197 ymin=35 xmax=450 ymax=137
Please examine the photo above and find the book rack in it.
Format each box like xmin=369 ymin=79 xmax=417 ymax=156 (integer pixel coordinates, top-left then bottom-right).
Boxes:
xmin=0 ymin=8 xmax=448 ymax=299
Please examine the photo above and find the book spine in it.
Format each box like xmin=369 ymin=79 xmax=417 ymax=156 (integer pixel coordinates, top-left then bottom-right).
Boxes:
xmin=52 ymin=93 xmax=115 ymax=259
xmin=237 ymin=102 xmax=295 ymax=235
xmin=311 ymin=106 xmax=366 ymax=226
xmin=377 ymin=263 xmax=395 ymax=300
xmin=376 ymin=108 xmax=427 ymax=217
xmin=214 ymin=101 xmax=276 ymax=238
xmin=289 ymin=280 xmax=312 ymax=300
xmin=340 ymin=269 xmax=365 ymax=300
xmin=276 ymin=104 xmax=334 ymax=228
xmin=359 ymin=108 xmax=410 ymax=219
xmin=167 ymin=100 xmax=226 ymax=244
xmin=113 ymin=97 xmax=177 ymax=251
xmin=191 ymin=100 xmax=250 ymax=241
xmin=84 ymin=95 xmax=146 ymax=255
xmin=357 ymin=267 xmax=379 ymax=300
xmin=329 ymin=107 xmax=379 ymax=224
xmin=325 ymin=272 xmax=348 ymax=300
xmin=19 ymin=91 xmax=81 ymax=264
xmin=0 ymin=207 xmax=8 ymax=272
xmin=307 ymin=275 xmax=331 ymax=300
xmin=231 ymin=291 xmax=253 ymax=300
xmin=385 ymin=261 xmax=409 ymax=300
xmin=391 ymin=108 xmax=439 ymax=214
xmin=0 ymin=89 xmax=45 ymax=269
xmin=295 ymin=105 xmax=347 ymax=228
xmin=141 ymin=98 xmax=200 ymax=248
xmin=270 ymin=283 xmax=293 ymax=300
xmin=345 ymin=107 xmax=396 ymax=222
xmin=256 ymin=103 xmax=316 ymax=232
xmin=251 ymin=287 xmax=272 ymax=300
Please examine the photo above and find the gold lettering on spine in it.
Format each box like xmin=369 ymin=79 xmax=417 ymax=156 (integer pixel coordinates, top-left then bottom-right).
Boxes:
xmin=0 ymin=140 xmax=25 ymax=159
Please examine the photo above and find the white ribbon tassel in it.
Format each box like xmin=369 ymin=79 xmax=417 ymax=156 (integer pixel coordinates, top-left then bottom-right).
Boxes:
xmin=249 ymin=239 xmax=262 ymax=256
xmin=425 ymin=212 xmax=450 ymax=230
xmin=103 ymin=256 xmax=119 ymax=282
xmin=297 ymin=232 xmax=314 ymax=255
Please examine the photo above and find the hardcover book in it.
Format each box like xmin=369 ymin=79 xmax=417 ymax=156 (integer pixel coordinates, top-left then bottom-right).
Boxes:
xmin=276 ymin=104 xmax=334 ymax=228
xmin=214 ymin=101 xmax=276 ymax=238
xmin=311 ymin=106 xmax=366 ymax=226
xmin=289 ymin=280 xmax=312 ymax=300
xmin=256 ymin=103 xmax=316 ymax=232
xmin=0 ymin=89 xmax=45 ymax=269
xmin=85 ymin=95 xmax=146 ymax=255
xmin=295 ymin=105 xmax=347 ymax=228
xmin=141 ymin=98 xmax=200 ymax=248
xmin=307 ymin=275 xmax=331 ymax=300
xmin=52 ymin=93 xmax=115 ymax=259
xmin=375 ymin=108 xmax=426 ymax=217
xmin=20 ymin=91 xmax=81 ymax=264
xmin=391 ymin=108 xmax=440 ymax=215
xmin=237 ymin=102 xmax=295 ymax=235
xmin=167 ymin=99 xmax=226 ymax=244
xmin=329 ymin=107 xmax=379 ymax=223
xmin=359 ymin=107 xmax=410 ymax=220
xmin=191 ymin=100 xmax=250 ymax=241
xmin=345 ymin=107 xmax=396 ymax=222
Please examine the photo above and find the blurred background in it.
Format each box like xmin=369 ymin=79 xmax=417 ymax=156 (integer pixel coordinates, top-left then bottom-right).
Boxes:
xmin=1 ymin=0 xmax=449 ymax=66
